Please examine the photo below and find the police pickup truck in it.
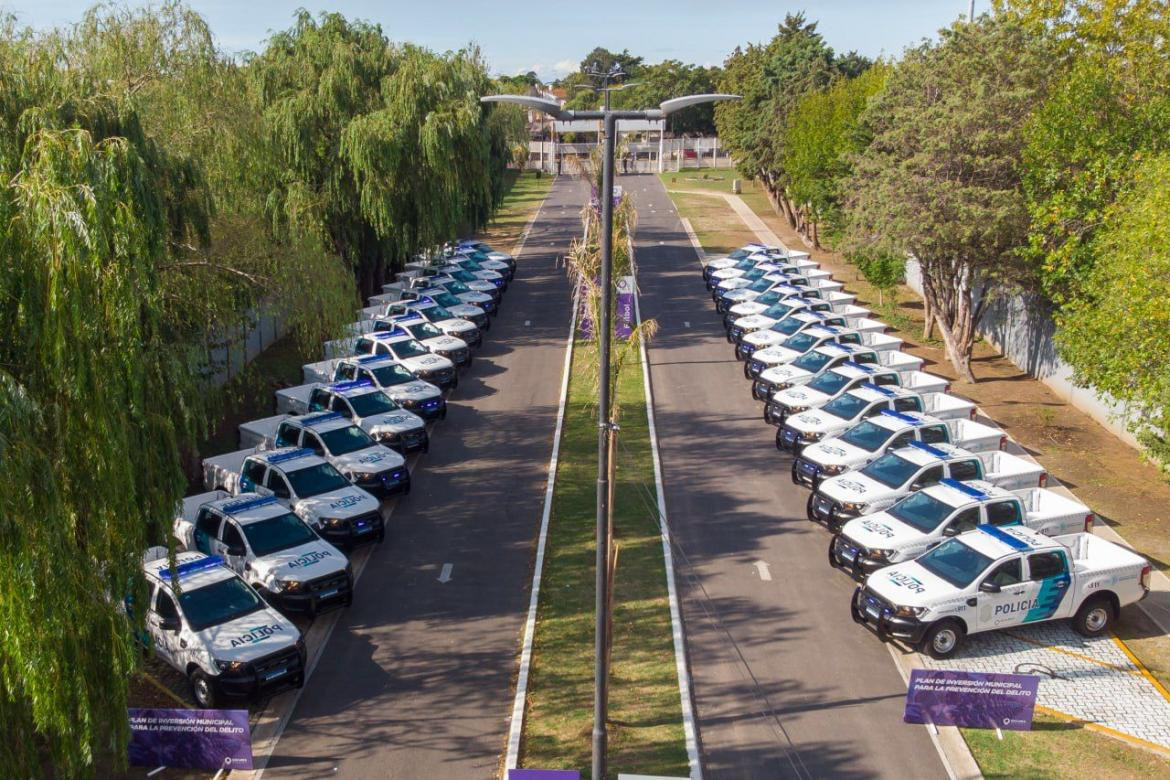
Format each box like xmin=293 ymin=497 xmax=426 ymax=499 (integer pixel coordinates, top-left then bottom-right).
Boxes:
xmin=238 ymin=412 xmax=410 ymax=498
xmin=378 ymin=297 xmax=481 ymax=347
xmin=715 ymin=276 xmax=847 ymax=313
xmin=436 ymin=265 xmax=506 ymax=296
xmin=829 ymin=479 xmax=1094 ymax=578
xmin=318 ymin=356 xmax=446 ymax=421
xmin=808 ymin=441 xmax=1047 ymax=531
xmin=139 ymin=549 xmax=305 ymax=708
xmin=703 ymin=245 xmax=813 ymax=281
xmin=793 ymin=409 xmax=1004 ymax=488
xmin=778 ymin=384 xmax=976 ymax=453
xmin=456 ymin=239 xmax=516 ymax=273
xmin=738 ymin=312 xmax=888 ymax=361
xmin=352 ymin=329 xmax=458 ymax=391
xmin=746 ymin=327 xmax=903 ymax=381
xmin=202 ymin=447 xmax=384 ymax=546
xmin=384 ymin=314 xmax=471 ymax=369
xmin=424 ymin=277 xmax=499 ymax=311
xmin=751 ymin=343 xmax=924 ymax=397
xmin=275 ymin=379 xmax=429 ymax=453
xmin=175 ymin=492 xmax=353 ymax=614
xmin=765 ymin=364 xmax=950 ymax=426
xmin=376 ymin=282 xmax=496 ymax=321
xmin=390 ymin=289 xmax=489 ymax=330
xmin=851 ymin=524 xmax=1151 ymax=659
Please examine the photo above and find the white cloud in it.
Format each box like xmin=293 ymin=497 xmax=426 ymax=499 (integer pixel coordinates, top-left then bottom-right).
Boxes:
xmin=519 ymin=64 xmax=544 ymax=75
xmin=552 ymin=59 xmax=578 ymax=75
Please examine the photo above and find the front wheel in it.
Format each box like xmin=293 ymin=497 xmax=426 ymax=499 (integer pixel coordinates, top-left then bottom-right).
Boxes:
xmin=743 ymin=362 xmax=752 ymax=380
xmin=1072 ymin=595 xmax=1114 ymax=637
xmin=921 ymin=620 xmax=965 ymax=660
xmin=190 ymin=669 xmax=218 ymax=709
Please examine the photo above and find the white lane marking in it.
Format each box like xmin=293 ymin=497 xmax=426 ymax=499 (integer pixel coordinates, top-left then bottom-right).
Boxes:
xmin=438 ymin=563 xmax=453 ymax=583
xmin=683 ymin=321 xmax=690 ymax=328
xmin=659 ymin=240 xmax=665 ymax=245
xmin=525 ymin=320 xmax=531 ymax=327
xmin=504 ymin=271 xmax=579 ymax=770
xmin=753 ymin=561 xmax=772 ymax=582
xmin=631 ymin=231 xmax=704 ymax=780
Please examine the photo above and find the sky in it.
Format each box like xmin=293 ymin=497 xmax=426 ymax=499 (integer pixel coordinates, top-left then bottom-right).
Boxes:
xmin=2 ymin=1 xmax=980 ymax=80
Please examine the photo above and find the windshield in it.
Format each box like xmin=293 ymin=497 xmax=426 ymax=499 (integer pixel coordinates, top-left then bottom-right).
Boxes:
xmin=431 ymin=292 xmax=461 ymax=308
xmin=755 ymin=291 xmax=781 ymax=306
xmin=839 ymin=420 xmax=894 ymax=453
xmin=179 ymin=577 xmax=265 ymax=632
xmin=408 ymin=322 xmax=443 ymax=339
xmin=391 ymin=339 xmax=429 ymax=358
xmin=762 ymin=303 xmax=795 ymax=320
xmin=773 ymin=316 xmax=808 ymax=336
xmin=428 ymin=306 xmax=454 ymax=320
xmin=807 ymin=371 xmax=851 ymax=396
xmin=319 ymin=425 xmax=376 ymax=455
xmin=285 ymin=462 xmax=351 ymax=497
xmin=748 ymin=279 xmax=772 ymax=293
xmin=369 ymin=364 xmax=415 ymax=387
xmin=446 ymin=281 xmax=471 ymax=294
xmin=821 ymin=392 xmax=869 ymax=422
xmin=781 ymin=332 xmax=819 ymax=353
xmin=860 ymin=452 xmax=920 ymax=489
xmin=243 ymin=512 xmax=318 ymax=556
xmin=917 ymin=538 xmax=993 ymax=589
xmin=888 ymin=491 xmax=954 ymax=533
xmin=729 ymin=249 xmax=750 ymax=259
xmin=348 ymin=391 xmax=399 ymax=416
xmin=791 ymin=350 xmax=832 ymax=374
xmin=451 ymin=270 xmax=475 ymax=281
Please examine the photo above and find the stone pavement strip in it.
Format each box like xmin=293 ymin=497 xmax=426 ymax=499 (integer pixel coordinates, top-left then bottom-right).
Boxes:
xmin=919 ymin=622 xmax=1170 ymax=752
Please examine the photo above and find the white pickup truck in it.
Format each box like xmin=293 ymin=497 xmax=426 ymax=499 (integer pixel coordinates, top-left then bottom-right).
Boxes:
xmin=239 ymin=412 xmax=411 ymax=498
xmin=138 ymin=549 xmax=305 ymax=708
xmin=778 ymin=385 xmax=976 ymax=454
xmin=175 ymin=492 xmax=353 ymax=615
xmin=747 ymin=329 xmax=903 ymax=381
xmin=851 ymin=525 xmax=1151 ymax=659
xmin=303 ymin=356 xmax=446 ymax=421
xmin=372 ymin=288 xmax=490 ymax=329
xmin=726 ymin=297 xmax=837 ymax=341
xmin=703 ymin=245 xmax=813 ymax=281
xmin=717 ymin=279 xmax=854 ymax=314
xmin=793 ymin=409 xmax=1004 ymax=488
xmin=829 ymin=478 xmax=1094 ymax=578
xmin=275 ymin=379 xmax=429 ymax=453
xmin=202 ymin=447 xmax=384 ymax=547
xmin=724 ymin=290 xmax=867 ymax=330
xmin=766 ymin=364 xmax=950 ymax=426
xmin=351 ymin=329 xmax=458 ymax=391
xmin=808 ymin=440 xmax=1047 ymax=531
xmin=750 ymin=343 xmax=924 ymax=394
xmin=377 ymin=299 xmax=481 ymax=347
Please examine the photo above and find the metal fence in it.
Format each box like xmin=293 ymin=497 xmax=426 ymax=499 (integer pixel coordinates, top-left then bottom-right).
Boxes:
xmin=525 ymin=137 xmax=734 ymax=174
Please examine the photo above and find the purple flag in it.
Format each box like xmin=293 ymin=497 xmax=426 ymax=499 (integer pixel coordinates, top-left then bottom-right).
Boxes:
xmin=128 ymin=708 xmax=253 ymax=770
xmin=577 ymin=279 xmax=593 ymax=339
xmin=615 ymin=276 xmax=635 ymax=339
xmin=904 ymin=669 xmax=1039 ymax=731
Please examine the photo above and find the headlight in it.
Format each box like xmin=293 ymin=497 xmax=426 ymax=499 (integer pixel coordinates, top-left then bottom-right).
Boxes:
xmin=324 ymin=517 xmax=347 ymax=528
xmin=215 ymin=659 xmax=247 ymax=673
xmin=345 ymin=562 xmax=353 ymax=579
xmin=377 ymin=430 xmax=401 ymax=443
xmin=278 ymin=579 xmax=302 ymax=593
xmin=802 ymin=431 xmax=825 ymax=442
xmin=787 ymin=405 xmax=809 ymax=414
xmin=894 ymin=605 xmax=926 ymax=618
xmin=774 ymin=382 xmax=793 ymax=391
xmin=868 ymin=549 xmax=894 ymax=561
xmin=839 ymin=501 xmax=866 ymax=512
xmin=820 ymin=464 xmax=847 ymax=476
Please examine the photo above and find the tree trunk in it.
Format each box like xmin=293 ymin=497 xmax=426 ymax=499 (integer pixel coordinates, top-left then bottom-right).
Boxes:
xmin=922 ymin=264 xmax=977 ymax=383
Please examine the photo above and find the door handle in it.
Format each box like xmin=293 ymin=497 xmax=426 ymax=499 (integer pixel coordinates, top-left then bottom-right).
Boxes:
xmin=966 ymin=598 xmax=977 ymax=607
xmin=1054 ymin=580 xmax=1068 ymax=588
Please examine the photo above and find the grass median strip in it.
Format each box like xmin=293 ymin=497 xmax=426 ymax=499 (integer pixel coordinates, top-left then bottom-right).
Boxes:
xmin=521 ymin=338 xmax=688 ymax=777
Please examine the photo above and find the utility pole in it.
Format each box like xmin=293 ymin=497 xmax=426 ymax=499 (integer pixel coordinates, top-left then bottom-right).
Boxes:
xmin=482 ymin=86 xmax=739 ymax=780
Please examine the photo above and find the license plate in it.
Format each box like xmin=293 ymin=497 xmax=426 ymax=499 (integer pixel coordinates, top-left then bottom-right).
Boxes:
xmin=263 ymin=667 xmax=288 ymax=682
xmin=784 ymin=431 xmax=797 ymax=444
xmin=317 ymin=588 xmax=339 ymax=599
xmin=801 ymin=462 xmax=817 ymax=475
xmin=865 ymin=605 xmax=880 ymax=621
xmin=815 ymin=500 xmax=831 ymax=517
xmin=355 ymin=523 xmax=373 ymax=534
xmin=841 ymin=547 xmax=858 ymax=564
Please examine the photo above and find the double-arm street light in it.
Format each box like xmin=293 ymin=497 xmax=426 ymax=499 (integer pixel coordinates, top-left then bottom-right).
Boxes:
xmin=482 ymin=87 xmax=738 ymax=780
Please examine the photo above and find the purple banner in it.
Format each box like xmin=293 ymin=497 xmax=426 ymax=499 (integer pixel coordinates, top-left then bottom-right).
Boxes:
xmin=904 ymin=669 xmax=1039 ymax=731
xmin=615 ymin=276 xmax=635 ymax=339
xmin=128 ymin=708 xmax=253 ymax=770
xmin=577 ymin=279 xmax=593 ymax=339
xmin=508 ymin=771 xmax=580 ymax=780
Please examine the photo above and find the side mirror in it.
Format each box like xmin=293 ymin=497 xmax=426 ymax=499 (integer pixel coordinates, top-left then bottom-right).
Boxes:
xmin=160 ymin=616 xmax=181 ymax=632
xmin=226 ymin=544 xmax=246 ymax=557
xmin=979 ymin=580 xmax=1001 ymax=594
xmin=272 ymin=486 xmax=290 ymax=499
xmin=942 ymin=525 xmax=960 ymax=537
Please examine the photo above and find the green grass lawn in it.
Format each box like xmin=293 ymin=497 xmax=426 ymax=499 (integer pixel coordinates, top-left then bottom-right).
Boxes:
xmin=520 ymin=339 xmax=688 ymax=778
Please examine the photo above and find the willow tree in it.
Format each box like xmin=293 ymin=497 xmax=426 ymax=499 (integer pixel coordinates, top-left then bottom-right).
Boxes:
xmin=0 ymin=32 xmax=208 ymax=774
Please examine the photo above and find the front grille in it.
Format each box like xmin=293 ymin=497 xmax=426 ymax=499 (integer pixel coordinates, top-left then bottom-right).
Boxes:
xmin=449 ymin=348 xmax=469 ymax=364
xmin=430 ymin=368 xmax=454 ymax=384
xmin=860 ymin=588 xmax=891 ymax=615
xmin=350 ymin=511 xmax=382 ymax=533
xmin=307 ymin=571 xmax=349 ymax=594
xmin=252 ymin=646 xmax=300 ymax=678
xmin=750 ymin=360 xmax=765 ymax=377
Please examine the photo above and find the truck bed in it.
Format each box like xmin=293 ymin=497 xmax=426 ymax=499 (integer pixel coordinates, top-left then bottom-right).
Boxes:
xmin=1015 ymin=488 xmax=1092 ymax=535
xmin=359 ymin=304 xmax=383 ymax=320
xmin=824 ymin=290 xmax=857 ymax=308
xmin=878 ymin=350 xmax=926 ymax=373
xmin=303 ymin=358 xmax=342 ymax=385
xmin=239 ymin=414 xmax=287 ymax=450
xmin=1054 ymin=533 xmax=1148 ymax=573
xmin=947 ymin=418 xmax=1004 ymax=453
xmin=860 ymin=331 xmax=904 ymax=352
xmin=836 ymin=304 xmax=872 ymax=321
xmin=275 ymin=383 xmax=315 ymax=415
xmin=847 ymin=317 xmax=889 ymax=335
xmin=979 ymin=450 xmax=1047 ymax=491
xmin=180 ymin=490 xmax=231 ymax=524
xmin=201 ymin=448 xmax=254 ymax=492
xmin=323 ymin=336 xmax=358 ymax=360
xmin=899 ymin=370 xmax=950 ymax=396
xmin=921 ymin=392 xmax=976 ymax=421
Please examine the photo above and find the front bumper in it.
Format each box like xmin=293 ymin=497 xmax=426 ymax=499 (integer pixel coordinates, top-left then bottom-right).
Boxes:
xmin=828 ymin=534 xmax=889 ymax=579
xmin=806 ymin=491 xmax=863 ymax=530
xmin=776 ymin=425 xmax=815 ymax=454
xmin=850 ymin=587 xmax=929 ymax=645
xmin=747 ymin=359 xmax=769 ymax=380
xmin=214 ymin=646 xmax=305 ymax=700
xmin=318 ymin=510 xmax=384 ymax=546
xmin=751 ymin=379 xmax=776 ymax=401
xmin=441 ymin=347 xmax=471 ymax=367
xmin=266 ymin=571 xmax=353 ymax=614
xmin=421 ymin=369 xmax=457 ymax=392
xmin=377 ymin=427 xmax=429 ymax=455
xmin=792 ymin=456 xmax=825 ymax=488
xmin=354 ymin=468 xmax=411 ymax=498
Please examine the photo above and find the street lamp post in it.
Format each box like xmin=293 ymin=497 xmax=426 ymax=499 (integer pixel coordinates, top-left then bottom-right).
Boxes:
xmin=482 ymin=88 xmax=739 ymax=780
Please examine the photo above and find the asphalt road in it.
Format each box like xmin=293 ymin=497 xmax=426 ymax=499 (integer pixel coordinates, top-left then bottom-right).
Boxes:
xmin=627 ymin=173 xmax=945 ymax=779
xmin=263 ymin=175 xmax=586 ymax=779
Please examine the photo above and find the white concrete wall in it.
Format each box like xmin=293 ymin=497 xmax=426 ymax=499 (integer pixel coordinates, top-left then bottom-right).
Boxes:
xmin=904 ymin=259 xmax=1142 ymax=450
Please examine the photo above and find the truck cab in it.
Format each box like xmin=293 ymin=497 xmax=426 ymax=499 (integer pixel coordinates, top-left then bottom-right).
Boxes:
xmin=384 ymin=314 xmax=471 ymax=368
xmin=174 ymin=493 xmax=352 ymax=615
xmin=305 ymin=379 xmax=428 ymax=453
xmin=139 ymin=549 xmax=305 ymax=708
xmin=852 ymin=525 xmax=1151 ymax=659
xmin=732 ymin=308 xmax=844 ymax=355
xmin=397 ymin=289 xmax=488 ymax=330
xmin=351 ymin=329 xmax=458 ymax=391
xmin=379 ymin=297 xmax=481 ymax=347
xmin=765 ymin=362 xmax=915 ymax=426
xmin=271 ymin=413 xmax=410 ymax=498
xmin=332 ymin=356 xmax=446 ymax=421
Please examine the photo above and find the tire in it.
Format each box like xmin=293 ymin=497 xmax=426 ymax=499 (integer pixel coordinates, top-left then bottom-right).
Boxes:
xmin=921 ymin=620 xmax=965 ymax=660
xmin=764 ymin=405 xmax=775 ymax=425
xmin=805 ymin=491 xmax=818 ymax=521
xmin=743 ymin=362 xmax=752 ymax=380
xmin=791 ymin=460 xmax=801 ymax=485
xmin=1072 ymin=594 xmax=1114 ymax=637
xmin=190 ymin=669 xmax=218 ymax=709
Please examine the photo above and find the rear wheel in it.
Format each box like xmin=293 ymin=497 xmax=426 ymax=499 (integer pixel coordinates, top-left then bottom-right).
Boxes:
xmin=921 ymin=620 xmax=965 ymax=660
xmin=1072 ymin=595 xmax=1114 ymax=637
